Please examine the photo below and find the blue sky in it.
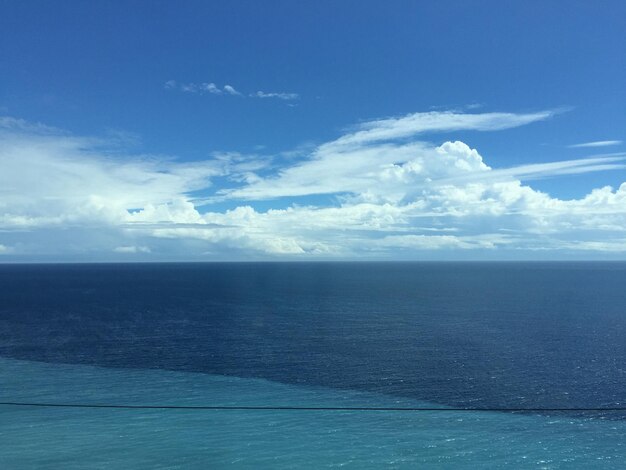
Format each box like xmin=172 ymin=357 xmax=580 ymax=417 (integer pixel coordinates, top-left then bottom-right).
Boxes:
xmin=1 ymin=0 xmax=625 ymax=261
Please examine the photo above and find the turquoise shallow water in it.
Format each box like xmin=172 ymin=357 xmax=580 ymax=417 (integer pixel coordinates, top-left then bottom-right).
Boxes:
xmin=1 ymin=357 xmax=624 ymax=469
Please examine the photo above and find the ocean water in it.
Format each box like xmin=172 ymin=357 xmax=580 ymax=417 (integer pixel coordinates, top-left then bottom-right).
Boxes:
xmin=1 ymin=262 xmax=626 ymax=468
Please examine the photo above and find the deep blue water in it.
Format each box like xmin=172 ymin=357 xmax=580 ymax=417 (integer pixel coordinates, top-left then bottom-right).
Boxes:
xmin=2 ymin=262 xmax=626 ymax=409
xmin=1 ymin=262 xmax=626 ymax=468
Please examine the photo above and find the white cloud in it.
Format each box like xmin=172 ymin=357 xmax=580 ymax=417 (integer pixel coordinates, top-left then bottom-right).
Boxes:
xmin=440 ymin=153 xmax=626 ymax=185
xmin=167 ymin=81 xmax=224 ymax=95
xmin=0 ymin=115 xmax=61 ymax=134
xmin=251 ymin=91 xmax=299 ymax=100
xmin=568 ymin=140 xmax=622 ymax=148
xmin=200 ymin=82 xmax=222 ymax=94
xmin=335 ymin=110 xmax=556 ymax=147
xmin=165 ymin=81 xmax=298 ymax=100
xmin=223 ymin=111 xmax=618 ymax=202
xmin=2 ymin=110 xmax=626 ymax=259
xmin=377 ymin=234 xmax=513 ymax=250
xmin=180 ymin=83 xmax=199 ymax=93
xmin=223 ymin=85 xmax=242 ymax=96
xmin=0 ymin=125 xmax=225 ymax=230
xmin=113 ymin=245 xmax=151 ymax=253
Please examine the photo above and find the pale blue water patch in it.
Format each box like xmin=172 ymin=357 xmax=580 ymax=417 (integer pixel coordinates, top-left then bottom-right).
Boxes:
xmin=1 ymin=357 xmax=624 ymax=469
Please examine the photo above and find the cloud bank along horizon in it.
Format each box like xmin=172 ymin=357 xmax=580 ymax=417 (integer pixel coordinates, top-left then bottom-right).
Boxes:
xmin=1 ymin=110 xmax=626 ymax=260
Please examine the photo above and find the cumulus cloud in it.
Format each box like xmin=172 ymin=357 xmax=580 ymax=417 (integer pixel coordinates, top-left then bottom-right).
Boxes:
xmin=223 ymin=112 xmax=622 ymax=202
xmin=2 ymin=110 xmax=626 ymax=260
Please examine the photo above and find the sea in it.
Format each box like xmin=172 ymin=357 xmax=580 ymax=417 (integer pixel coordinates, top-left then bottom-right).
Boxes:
xmin=1 ymin=262 xmax=625 ymax=468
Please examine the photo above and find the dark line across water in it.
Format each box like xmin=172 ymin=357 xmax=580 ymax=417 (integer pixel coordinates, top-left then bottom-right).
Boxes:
xmin=2 ymin=402 xmax=626 ymax=413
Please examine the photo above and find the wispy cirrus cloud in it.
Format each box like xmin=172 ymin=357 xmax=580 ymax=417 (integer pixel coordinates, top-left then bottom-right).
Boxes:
xmin=568 ymin=140 xmax=622 ymax=148
xmin=165 ymin=80 xmax=297 ymax=101
xmin=165 ymin=80 xmax=242 ymax=96
xmin=335 ymin=110 xmax=558 ymax=147
xmin=251 ymin=91 xmax=299 ymax=101
xmin=441 ymin=153 xmax=626 ymax=186
xmin=0 ymin=116 xmax=63 ymax=134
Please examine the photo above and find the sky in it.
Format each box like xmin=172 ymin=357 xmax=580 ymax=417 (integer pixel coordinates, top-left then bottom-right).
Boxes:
xmin=0 ymin=0 xmax=625 ymax=261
